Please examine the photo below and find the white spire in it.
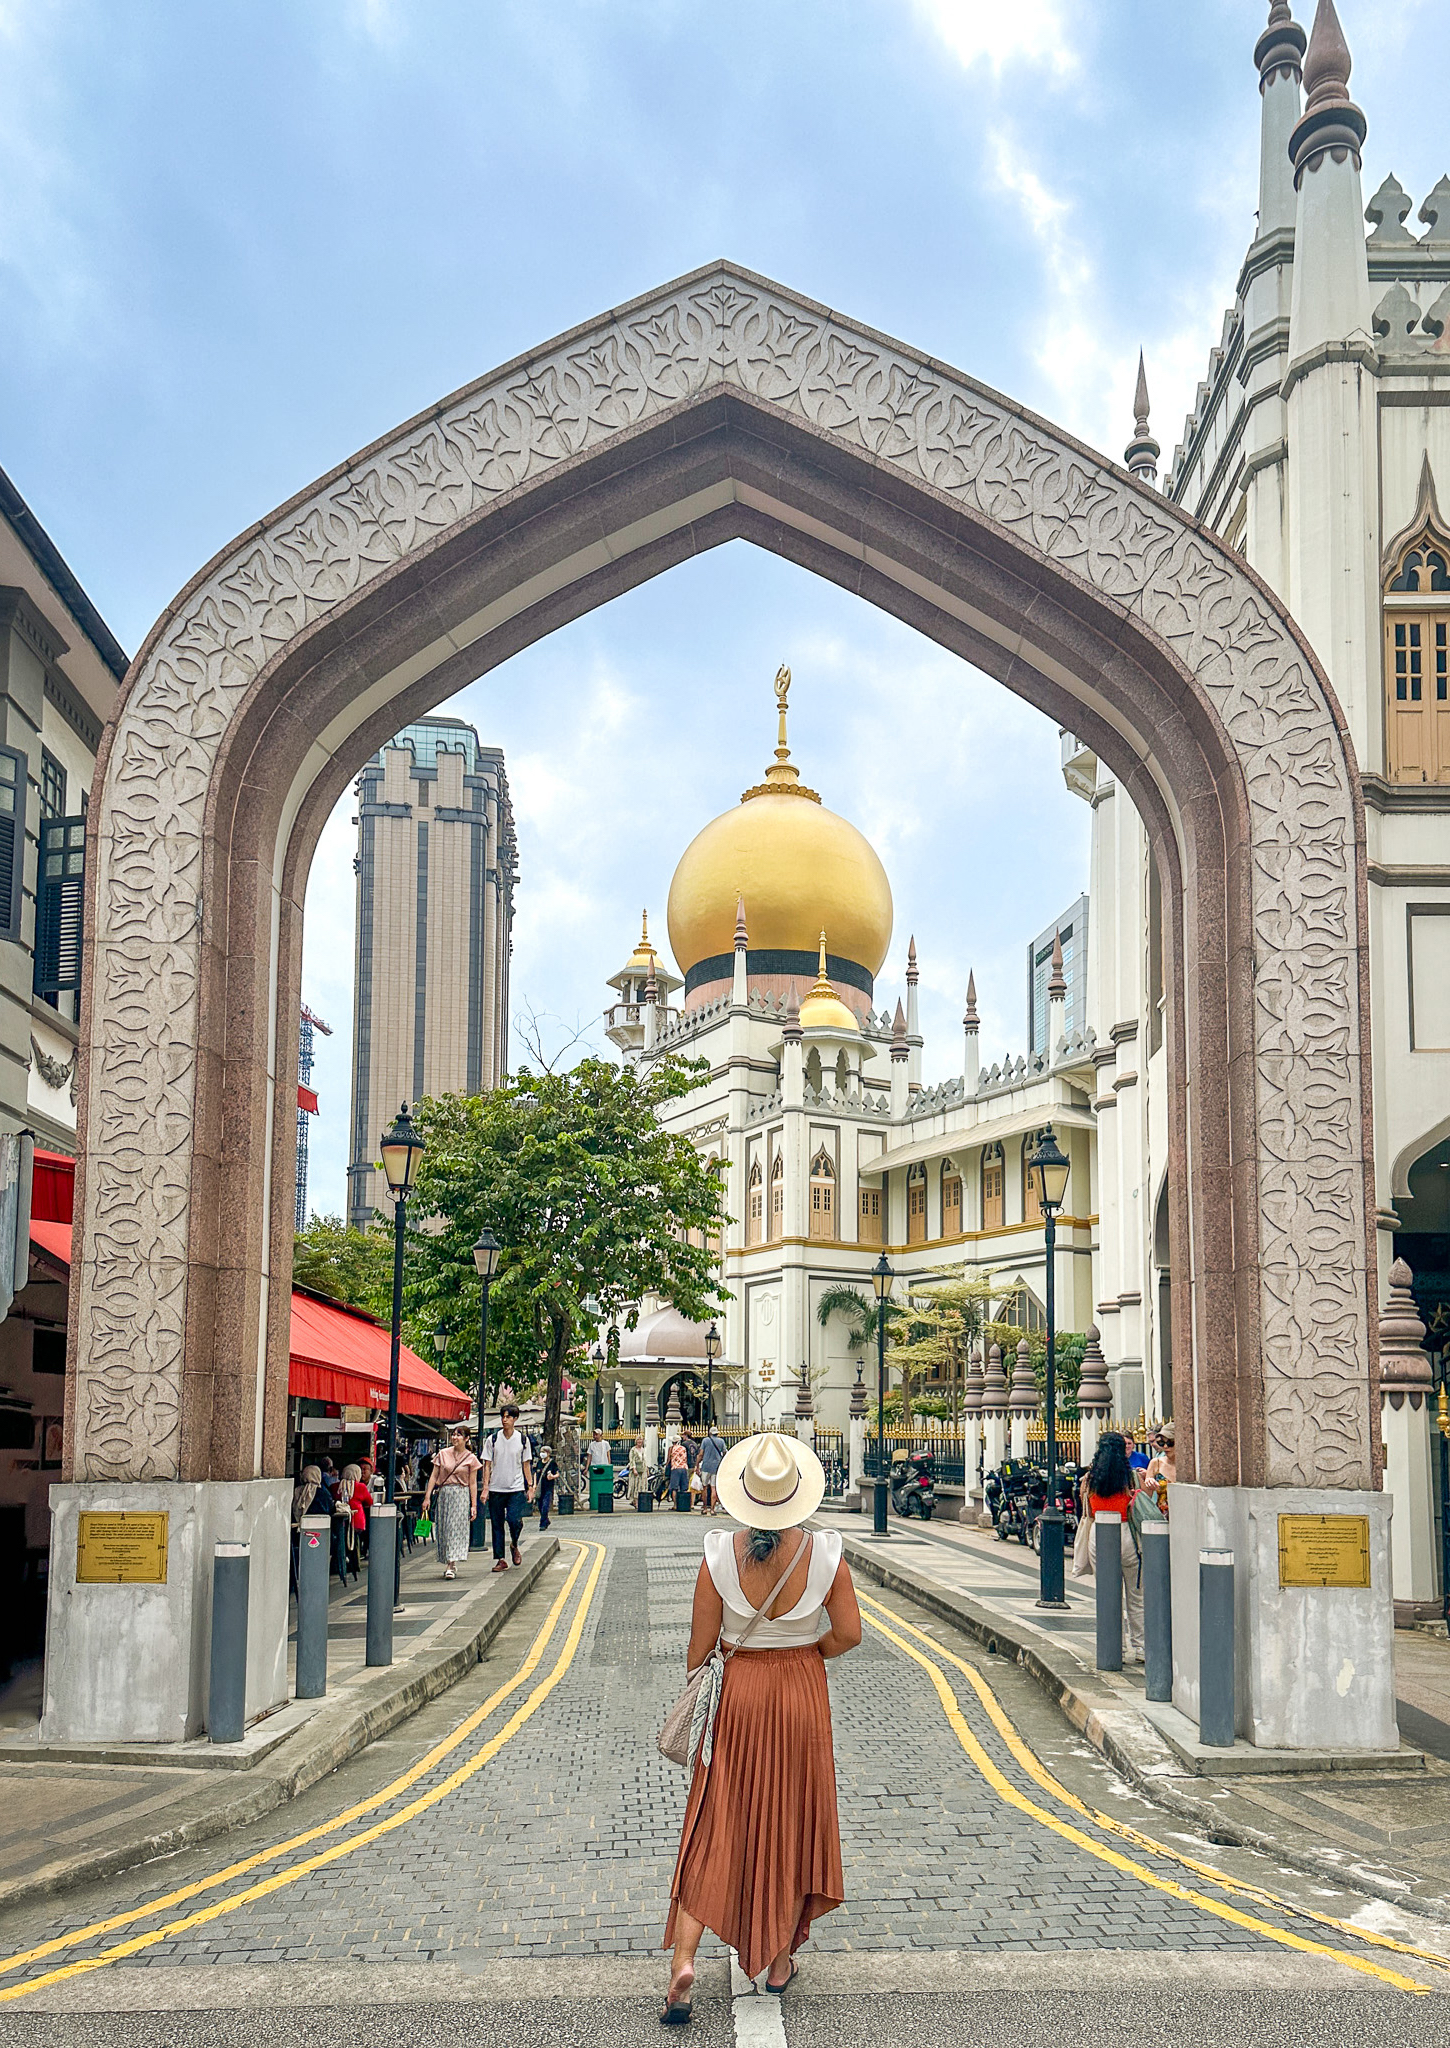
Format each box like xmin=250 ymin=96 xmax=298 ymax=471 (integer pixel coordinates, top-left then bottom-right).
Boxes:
xmin=1254 ymin=2 xmax=1305 ymax=240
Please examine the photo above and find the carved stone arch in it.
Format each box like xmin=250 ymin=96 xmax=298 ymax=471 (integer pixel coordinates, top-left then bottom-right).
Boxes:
xmin=71 ymin=260 xmax=1374 ymax=1508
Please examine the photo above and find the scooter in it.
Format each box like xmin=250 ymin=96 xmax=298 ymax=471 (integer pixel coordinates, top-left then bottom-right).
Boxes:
xmin=986 ymin=1458 xmax=1042 ymax=1545
xmin=1027 ymin=1463 xmax=1082 ymax=1553
xmin=890 ymin=1449 xmax=937 ymax=1519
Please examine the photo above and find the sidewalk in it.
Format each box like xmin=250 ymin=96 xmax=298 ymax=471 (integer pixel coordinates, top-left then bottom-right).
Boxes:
xmin=0 ymin=1529 xmax=560 ymax=1912
xmin=829 ymin=1507 xmax=1450 ymax=1922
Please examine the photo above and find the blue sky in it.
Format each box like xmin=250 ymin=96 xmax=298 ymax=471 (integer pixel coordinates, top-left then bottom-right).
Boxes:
xmin=1 ymin=1 xmax=1444 ymax=1216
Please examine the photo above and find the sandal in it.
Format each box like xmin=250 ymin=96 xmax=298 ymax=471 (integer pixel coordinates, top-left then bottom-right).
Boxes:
xmin=764 ymin=1961 xmax=798 ymax=1995
xmin=659 ymin=1997 xmax=693 ymax=2026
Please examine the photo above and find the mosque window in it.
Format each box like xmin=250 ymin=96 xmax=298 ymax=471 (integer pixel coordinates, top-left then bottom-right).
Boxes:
xmin=906 ymin=1161 xmax=927 ymax=1245
xmin=1022 ymin=1131 xmax=1047 ymax=1224
xmin=941 ymin=1161 xmax=963 ymax=1239
xmin=809 ymin=1148 xmax=836 ymax=1241
xmin=982 ymin=1143 xmax=1005 ymax=1230
xmin=747 ymin=1160 xmax=764 ymax=1246
xmin=769 ymin=1154 xmax=785 ymax=1241
xmin=1384 ymin=493 xmax=1450 ymax=785
xmin=859 ymin=1182 xmax=882 ymax=1245
xmin=999 ymin=1284 xmax=1047 ymax=1335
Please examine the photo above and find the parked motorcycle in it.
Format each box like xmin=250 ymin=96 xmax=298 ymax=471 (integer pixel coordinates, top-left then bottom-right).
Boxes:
xmin=985 ymin=1457 xmax=1041 ymax=1545
xmin=1028 ymin=1462 xmax=1082 ymax=1553
xmin=890 ymin=1449 xmax=937 ymax=1519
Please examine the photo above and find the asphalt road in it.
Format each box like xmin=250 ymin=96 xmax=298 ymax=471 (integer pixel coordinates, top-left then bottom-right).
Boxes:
xmin=2 ymin=1514 xmax=1448 ymax=2044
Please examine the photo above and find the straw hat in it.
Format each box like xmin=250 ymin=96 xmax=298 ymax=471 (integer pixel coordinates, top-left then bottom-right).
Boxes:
xmin=714 ymin=1431 xmax=825 ymax=1530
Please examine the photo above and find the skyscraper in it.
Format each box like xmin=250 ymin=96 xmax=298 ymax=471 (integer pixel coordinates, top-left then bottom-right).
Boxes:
xmin=347 ymin=717 xmax=517 ymax=1225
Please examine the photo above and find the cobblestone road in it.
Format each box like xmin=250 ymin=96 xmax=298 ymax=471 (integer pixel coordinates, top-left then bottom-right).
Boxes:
xmin=3 ymin=1514 xmax=1449 ymax=2022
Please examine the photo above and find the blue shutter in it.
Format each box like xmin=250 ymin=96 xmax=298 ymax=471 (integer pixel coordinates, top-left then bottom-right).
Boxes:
xmin=0 ymin=747 xmax=26 ymax=940
xmin=34 ymin=814 xmax=85 ymax=994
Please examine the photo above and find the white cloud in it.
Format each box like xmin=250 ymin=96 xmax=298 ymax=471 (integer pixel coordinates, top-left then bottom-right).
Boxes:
xmin=908 ymin=0 xmax=1074 ymax=79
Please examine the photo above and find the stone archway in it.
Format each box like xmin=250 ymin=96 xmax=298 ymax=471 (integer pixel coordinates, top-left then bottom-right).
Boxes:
xmin=54 ymin=263 xmax=1378 ymax=1740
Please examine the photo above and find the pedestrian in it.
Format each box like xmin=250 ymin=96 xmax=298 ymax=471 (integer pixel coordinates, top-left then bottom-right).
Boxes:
xmin=483 ymin=1402 xmax=534 ymax=1571
xmin=627 ymin=1434 xmax=647 ymax=1506
xmin=667 ymin=1436 xmax=690 ymax=1509
xmin=661 ymin=1433 xmax=860 ymax=2018
xmin=536 ymin=1445 xmax=559 ymax=1529
xmin=420 ymin=1424 xmax=480 ymax=1581
xmin=1085 ymin=1431 xmax=1144 ymax=1658
xmin=1146 ymin=1422 xmax=1176 ymax=1512
xmin=1124 ymin=1430 xmax=1150 ymax=1475
xmin=588 ymin=1425 xmax=612 ymax=1503
xmin=696 ymin=1421 xmax=727 ymax=1514
xmin=291 ymin=1464 xmax=324 ymax=1527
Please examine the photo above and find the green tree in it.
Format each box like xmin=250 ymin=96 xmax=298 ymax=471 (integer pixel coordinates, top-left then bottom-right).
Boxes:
xmin=292 ymin=1214 xmax=393 ymax=1320
xmin=401 ymin=1057 xmax=729 ymax=1456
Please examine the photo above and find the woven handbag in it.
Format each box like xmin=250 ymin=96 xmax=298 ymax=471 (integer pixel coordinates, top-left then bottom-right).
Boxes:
xmin=658 ymin=1538 xmax=808 ymax=1773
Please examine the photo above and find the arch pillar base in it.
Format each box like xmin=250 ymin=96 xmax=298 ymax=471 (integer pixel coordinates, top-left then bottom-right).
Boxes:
xmin=1168 ymin=1484 xmax=1397 ymax=1751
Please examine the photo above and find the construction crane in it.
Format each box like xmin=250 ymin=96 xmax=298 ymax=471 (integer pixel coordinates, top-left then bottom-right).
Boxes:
xmin=296 ymin=1004 xmax=334 ymax=1230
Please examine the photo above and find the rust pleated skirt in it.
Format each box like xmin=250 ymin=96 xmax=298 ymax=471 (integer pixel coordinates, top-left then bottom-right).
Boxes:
xmin=664 ymin=1645 xmax=844 ymax=1981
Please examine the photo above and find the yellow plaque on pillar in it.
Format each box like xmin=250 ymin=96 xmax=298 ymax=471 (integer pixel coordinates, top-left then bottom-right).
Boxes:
xmin=1277 ymin=1514 xmax=1370 ymax=1589
xmin=75 ymin=1511 xmax=169 ymax=1584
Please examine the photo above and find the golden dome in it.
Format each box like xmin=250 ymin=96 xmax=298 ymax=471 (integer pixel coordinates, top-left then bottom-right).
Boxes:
xmin=666 ymin=668 xmax=893 ymax=982
xmin=623 ymin=910 xmax=660 ymax=975
xmin=798 ymin=934 xmax=860 ymax=1035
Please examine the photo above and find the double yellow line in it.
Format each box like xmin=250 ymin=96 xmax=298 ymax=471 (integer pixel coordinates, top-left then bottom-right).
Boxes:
xmin=0 ymin=1540 xmax=606 ymax=2007
xmin=857 ymin=1590 xmax=1447 ymax=1997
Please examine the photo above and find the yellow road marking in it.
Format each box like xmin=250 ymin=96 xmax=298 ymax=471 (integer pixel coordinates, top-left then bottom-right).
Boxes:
xmin=0 ymin=1542 xmax=606 ymax=2006
xmin=860 ymin=1604 xmax=1432 ymax=1996
xmin=856 ymin=1590 xmax=1450 ymax=1980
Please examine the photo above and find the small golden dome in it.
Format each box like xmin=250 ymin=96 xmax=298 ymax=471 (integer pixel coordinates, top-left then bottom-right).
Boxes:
xmin=666 ymin=669 xmax=893 ymax=981
xmin=798 ymin=933 xmax=860 ymax=1035
xmin=623 ymin=910 xmax=660 ymax=975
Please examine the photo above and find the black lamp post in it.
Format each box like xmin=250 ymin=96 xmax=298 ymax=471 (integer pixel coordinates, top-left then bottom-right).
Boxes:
xmin=704 ymin=1321 xmax=721 ymax=1428
xmin=872 ymin=1252 xmax=893 ymax=1536
xmin=1029 ymin=1123 xmax=1072 ymax=1607
xmin=469 ymin=1227 xmax=500 ymax=1548
xmin=591 ymin=1343 xmax=606 ymax=1433
xmin=379 ymin=1104 xmax=425 ymax=1508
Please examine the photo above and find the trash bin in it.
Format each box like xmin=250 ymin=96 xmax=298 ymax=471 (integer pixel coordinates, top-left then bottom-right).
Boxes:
xmin=589 ymin=1466 xmax=615 ymax=1512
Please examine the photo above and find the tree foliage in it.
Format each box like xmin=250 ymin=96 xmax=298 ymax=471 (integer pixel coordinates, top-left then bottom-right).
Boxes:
xmin=292 ymin=1214 xmax=393 ymax=1322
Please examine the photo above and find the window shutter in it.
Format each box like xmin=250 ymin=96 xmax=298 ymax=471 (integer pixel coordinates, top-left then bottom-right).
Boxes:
xmin=35 ymin=814 xmax=85 ymax=994
xmin=0 ymin=748 xmax=25 ymax=940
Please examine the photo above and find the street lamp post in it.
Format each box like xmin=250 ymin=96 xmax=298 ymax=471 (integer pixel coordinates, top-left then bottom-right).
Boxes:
xmin=1028 ymin=1124 xmax=1072 ymax=1607
xmin=470 ymin=1228 xmax=500 ymax=1550
xmin=379 ymin=1103 xmax=425 ymax=1508
xmin=591 ymin=1343 xmax=606 ymax=1434
xmin=703 ymin=1321 xmax=721 ymax=1428
xmin=872 ymin=1252 xmax=893 ymax=1536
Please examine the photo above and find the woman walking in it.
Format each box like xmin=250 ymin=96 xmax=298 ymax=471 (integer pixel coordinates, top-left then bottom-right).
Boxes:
xmin=627 ymin=1435 xmax=648 ymax=1507
xmin=1085 ymin=1431 xmax=1144 ymax=1657
xmin=420 ymin=1424 xmax=480 ymax=1580
xmin=661 ymin=1433 xmax=860 ymax=2020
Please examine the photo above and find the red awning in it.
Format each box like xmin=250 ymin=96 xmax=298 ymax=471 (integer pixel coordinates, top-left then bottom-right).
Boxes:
xmin=24 ymin=1223 xmax=468 ymax=1424
xmin=298 ymin=1085 xmax=319 ymax=1115
xmin=32 ymin=1150 xmax=76 ymax=1225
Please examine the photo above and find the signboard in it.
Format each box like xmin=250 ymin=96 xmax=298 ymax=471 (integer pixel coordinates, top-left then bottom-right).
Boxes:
xmin=757 ymin=1359 xmax=776 ymax=1385
xmin=1277 ymin=1513 xmax=1371 ymax=1589
xmin=76 ymin=1511 xmax=169 ymax=1584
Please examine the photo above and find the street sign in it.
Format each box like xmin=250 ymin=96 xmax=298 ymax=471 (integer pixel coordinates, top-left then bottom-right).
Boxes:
xmin=76 ymin=1510 xmax=169 ymax=1584
xmin=1277 ymin=1513 xmax=1371 ymax=1588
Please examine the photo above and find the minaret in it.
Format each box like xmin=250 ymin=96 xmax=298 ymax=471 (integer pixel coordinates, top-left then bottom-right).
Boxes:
xmin=1255 ymin=1 xmax=1307 ymax=237
xmin=642 ymin=957 xmax=659 ymax=1053
xmin=1046 ymin=929 xmax=1067 ymax=1055
xmin=889 ymin=998 xmax=909 ymax=1121
xmin=1286 ymin=0 xmax=1378 ymax=755
xmin=905 ymin=936 xmax=922 ymax=1088
xmin=963 ymin=972 xmax=980 ymax=1092
xmin=1123 ymin=354 xmax=1159 ymax=485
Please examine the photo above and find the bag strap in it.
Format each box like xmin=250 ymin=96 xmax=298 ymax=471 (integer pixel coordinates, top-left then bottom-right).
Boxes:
xmin=728 ymin=1533 xmax=811 ymax=1657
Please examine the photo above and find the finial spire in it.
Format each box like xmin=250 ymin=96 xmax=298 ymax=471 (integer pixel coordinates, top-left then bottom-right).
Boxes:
xmin=906 ymin=936 xmax=918 ymax=986
xmin=1289 ymin=0 xmax=1365 ymax=185
xmin=964 ymin=971 xmax=979 ymax=1028
xmin=639 ymin=909 xmax=650 ymax=950
xmin=890 ymin=999 xmax=908 ymax=1060
xmin=1047 ymin=929 xmax=1067 ymax=1001
xmin=1124 ymin=352 xmax=1160 ymax=483
xmin=818 ymin=929 xmax=828 ymax=981
xmin=1255 ymin=0 xmax=1305 ymax=92
xmin=742 ymin=664 xmax=820 ymax=804
xmin=734 ymin=893 xmax=748 ymax=950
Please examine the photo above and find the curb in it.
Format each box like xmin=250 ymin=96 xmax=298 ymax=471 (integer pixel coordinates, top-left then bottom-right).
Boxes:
xmin=0 ymin=1537 xmax=560 ymax=1917
xmin=838 ymin=1534 xmax=1450 ymax=1927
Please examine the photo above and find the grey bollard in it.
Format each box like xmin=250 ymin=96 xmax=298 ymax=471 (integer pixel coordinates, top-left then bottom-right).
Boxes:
xmin=1094 ymin=1511 xmax=1123 ymax=1672
xmin=1199 ymin=1548 xmax=1235 ymax=1748
xmin=1141 ymin=1523 xmax=1172 ymax=1703
xmin=367 ymin=1506 xmax=397 ymax=1667
xmin=208 ymin=1541 xmax=250 ymax=1743
xmin=296 ymin=1513 xmax=331 ymax=1699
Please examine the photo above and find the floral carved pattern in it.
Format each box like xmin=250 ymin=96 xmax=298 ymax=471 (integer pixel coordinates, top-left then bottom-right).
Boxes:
xmin=79 ymin=264 xmax=1369 ymax=1487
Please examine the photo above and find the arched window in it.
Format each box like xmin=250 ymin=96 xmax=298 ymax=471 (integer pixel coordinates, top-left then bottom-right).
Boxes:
xmin=941 ymin=1158 xmax=963 ymax=1239
xmin=859 ymin=1178 xmax=882 ymax=1244
xmin=999 ymin=1282 xmax=1046 ymax=1334
xmin=747 ymin=1159 xmax=763 ymax=1246
xmin=907 ymin=1160 xmax=927 ymax=1244
xmin=806 ymin=1047 xmax=822 ymax=1094
xmin=1384 ymin=482 xmax=1450 ymax=784
xmin=769 ymin=1153 xmax=785 ymax=1241
xmin=1022 ymin=1130 xmax=1046 ymax=1224
xmin=981 ymin=1143 xmax=1005 ymax=1230
xmin=835 ymin=1049 xmax=850 ymax=1095
xmin=809 ymin=1147 xmax=836 ymax=1241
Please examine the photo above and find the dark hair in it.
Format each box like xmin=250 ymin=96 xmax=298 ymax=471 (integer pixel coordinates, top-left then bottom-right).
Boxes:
xmin=1088 ymin=1432 xmax=1132 ymax=1499
xmin=745 ymin=1529 xmax=781 ymax=1563
xmin=501 ymin=1403 xmax=520 ymax=1419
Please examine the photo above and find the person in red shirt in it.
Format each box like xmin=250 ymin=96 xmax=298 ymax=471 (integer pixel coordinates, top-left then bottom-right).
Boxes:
xmin=1085 ymin=1432 xmax=1144 ymax=1659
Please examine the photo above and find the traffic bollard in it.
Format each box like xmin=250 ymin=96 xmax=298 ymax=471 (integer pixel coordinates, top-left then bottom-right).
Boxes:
xmin=367 ymin=1506 xmax=397 ymax=1667
xmin=1094 ymin=1511 xmax=1123 ymax=1671
xmin=208 ymin=1541 xmax=250 ymax=1743
xmin=296 ymin=1513 xmax=331 ymax=1699
xmin=1199 ymin=1549 xmax=1235 ymax=1748
xmin=1141 ymin=1523 xmax=1172 ymax=1703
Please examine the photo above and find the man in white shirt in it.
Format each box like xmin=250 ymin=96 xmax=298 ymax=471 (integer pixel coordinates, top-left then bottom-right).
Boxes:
xmin=482 ymin=1402 xmax=534 ymax=1573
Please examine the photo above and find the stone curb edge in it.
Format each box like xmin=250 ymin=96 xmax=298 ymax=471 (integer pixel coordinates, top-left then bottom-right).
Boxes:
xmin=0 ymin=1537 xmax=561 ymax=1917
xmin=837 ymin=1534 xmax=1450 ymax=1928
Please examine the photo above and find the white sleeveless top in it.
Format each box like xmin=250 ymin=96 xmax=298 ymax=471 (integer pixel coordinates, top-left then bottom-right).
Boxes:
xmin=703 ymin=1528 xmax=843 ymax=1649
